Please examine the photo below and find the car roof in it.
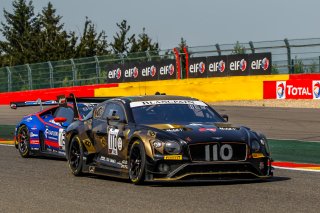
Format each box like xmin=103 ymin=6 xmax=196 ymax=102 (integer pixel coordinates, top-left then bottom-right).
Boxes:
xmin=115 ymin=95 xmax=198 ymax=103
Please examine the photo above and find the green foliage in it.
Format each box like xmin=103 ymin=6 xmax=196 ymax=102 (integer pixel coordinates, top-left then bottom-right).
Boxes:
xmin=111 ymin=20 xmax=134 ymax=55
xmin=271 ymin=64 xmax=279 ymax=74
xmin=293 ymin=57 xmax=305 ymax=74
xmin=232 ymin=41 xmax=246 ymax=54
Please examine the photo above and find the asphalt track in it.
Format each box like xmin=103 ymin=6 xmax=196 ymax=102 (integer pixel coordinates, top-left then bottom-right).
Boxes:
xmin=0 ymin=105 xmax=320 ymax=212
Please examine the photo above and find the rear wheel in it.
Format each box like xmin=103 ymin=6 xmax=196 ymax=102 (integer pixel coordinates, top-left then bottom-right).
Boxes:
xmin=68 ymin=136 xmax=84 ymax=176
xmin=17 ymin=125 xmax=31 ymax=158
xmin=129 ymin=140 xmax=146 ymax=184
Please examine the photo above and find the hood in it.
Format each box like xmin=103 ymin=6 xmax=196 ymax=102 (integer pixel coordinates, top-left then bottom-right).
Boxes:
xmin=146 ymin=122 xmax=249 ymax=144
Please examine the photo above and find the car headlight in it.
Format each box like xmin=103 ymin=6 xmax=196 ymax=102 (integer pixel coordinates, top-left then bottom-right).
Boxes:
xmin=251 ymin=140 xmax=261 ymax=152
xmin=153 ymin=139 xmax=163 ymax=148
xmin=164 ymin=140 xmax=181 ymax=154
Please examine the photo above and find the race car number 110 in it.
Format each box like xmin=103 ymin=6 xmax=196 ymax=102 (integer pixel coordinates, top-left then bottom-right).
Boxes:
xmin=205 ymin=144 xmax=233 ymax=161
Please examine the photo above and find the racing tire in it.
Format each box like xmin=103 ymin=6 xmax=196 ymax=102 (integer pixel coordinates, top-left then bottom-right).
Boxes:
xmin=128 ymin=140 xmax=146 ymax=185
xmin=17 ymin=125 xmax=31 ymax=158
xmin=68 ymin=136 xmax=84 ymax=176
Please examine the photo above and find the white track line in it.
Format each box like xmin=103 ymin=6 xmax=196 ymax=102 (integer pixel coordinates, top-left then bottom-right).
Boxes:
xmin=273 ymin=166 xmax=320 ymax=173
xmin=0 ymin=144 xmax=14 ymax=147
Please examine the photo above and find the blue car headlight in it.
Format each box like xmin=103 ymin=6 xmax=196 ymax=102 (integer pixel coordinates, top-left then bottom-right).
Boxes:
xmin=251 ymin=140 xmax=261 ymax=152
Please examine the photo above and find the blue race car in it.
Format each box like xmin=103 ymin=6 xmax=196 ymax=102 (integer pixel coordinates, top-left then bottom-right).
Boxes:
xmin=12 ymin=94 xmax=100 ymax=158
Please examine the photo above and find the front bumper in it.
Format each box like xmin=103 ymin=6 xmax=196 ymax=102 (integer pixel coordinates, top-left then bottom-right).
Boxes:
xmin=145 ymin=160 xmax=273 ymax=181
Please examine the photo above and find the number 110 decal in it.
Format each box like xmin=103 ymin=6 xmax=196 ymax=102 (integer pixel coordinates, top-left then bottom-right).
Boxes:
xmin=205 ymin=144 xmax=233 ymax=161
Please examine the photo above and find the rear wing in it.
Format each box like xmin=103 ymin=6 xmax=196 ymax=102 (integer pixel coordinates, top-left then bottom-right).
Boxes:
xmin=10 ymin=99 xmax=57 ymax=110
xmin=67 ymin=93 xmax=117 ymax=120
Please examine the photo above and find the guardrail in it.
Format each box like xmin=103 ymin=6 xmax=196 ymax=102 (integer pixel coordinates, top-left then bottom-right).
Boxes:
xmin=1 ymin=38 xmax=320 ymax=92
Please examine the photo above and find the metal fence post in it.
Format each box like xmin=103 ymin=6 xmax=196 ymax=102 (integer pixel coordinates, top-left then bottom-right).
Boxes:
xmin=70 ymin=59 xmax=76 ymax=86
xmin=26 ymin=64 xmax=32 ymax=90
xmin=249 ymin=41 xmax=255 ymax=54
xmin=94 ymin=56 xmax=100 ymax=84
xmin=48 ymin=61 xmax=54 ymax=88
xmin=215 ymin=43 xmax=221 ymax=56
xmin=146 ymin=50 xmax=151 ymax=61
xmin=284 ymin=38 xmax=292 ymax=73
xmin=6 ymin=66 xmax=12 ymax=92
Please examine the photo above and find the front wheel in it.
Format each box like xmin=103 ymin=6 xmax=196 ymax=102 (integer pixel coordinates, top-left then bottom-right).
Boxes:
xmin=68 ymin=136 xmax=84 ymax=176
xmin=128 ymin=140 xmax=146 ymax=184
xmin=17 ymin=125 xmax=31 ymax=158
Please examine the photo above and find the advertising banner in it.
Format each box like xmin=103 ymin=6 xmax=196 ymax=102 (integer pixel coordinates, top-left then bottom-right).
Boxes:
xmin=249 ymin=52 xmax=272 ymax=75
xmin=264 ymin=79 xmax=320 ymax=100
xmin=156 ymin=59 xmax=177 ymax=80
xmin=106 ymin=63 xmax=124 ymax=83
xmin=188 ymin=57 xmax=207 ymax=78
xmin=227 ymin=54 xmax=250 ymax=76
xmin=206 ymin=56 xmax=228 ymax=77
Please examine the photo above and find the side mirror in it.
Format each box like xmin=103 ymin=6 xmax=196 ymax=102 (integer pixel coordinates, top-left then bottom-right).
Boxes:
xmin=221 ymin=114 xmax=229 ymax=122
xmin=54 ymin=117 xmax=67 ymax=123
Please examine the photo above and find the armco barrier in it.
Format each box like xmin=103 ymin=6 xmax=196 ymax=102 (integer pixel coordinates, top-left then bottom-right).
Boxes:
xmin=0 ymin=83 xmax=118 ymax=105
xmin=0 ymin=75 xmax=288 ymax=105
xmin=263 ymin=73 xmax=320 ymax=99
xmin=95 ymin=75 xmax=289 ymax=103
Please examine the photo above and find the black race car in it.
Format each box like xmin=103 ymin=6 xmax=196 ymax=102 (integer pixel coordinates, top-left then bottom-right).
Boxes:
xmin=65 ymin=95 xmax=273 ymax=184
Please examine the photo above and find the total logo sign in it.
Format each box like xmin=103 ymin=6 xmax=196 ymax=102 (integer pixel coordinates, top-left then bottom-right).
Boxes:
xmin=160 ymin=64 xmax=175 ymax=76
xmin=108 ymin=68 xmax=122 ymax=79
xmin=190 ymin=62 xmax=206 ymax=74
xmin=276 ymin=81 xmax=286 ymax=99
xmin=208 ymin=60 xmax=226 ymax=72
xmin=125 ymin=67 xmax=139 ymax=78
xmin=313 ymin=80 xmax=320 ymax=99
xmin=251 ymin=57 xmax=270 ymax=71
xmin=230 ymin=59 xmax=247 ymax=71
xmin=276 ymin=80 xmax=316 ymax=99
xmin=142 ymin=65 xmax=156 ymax=77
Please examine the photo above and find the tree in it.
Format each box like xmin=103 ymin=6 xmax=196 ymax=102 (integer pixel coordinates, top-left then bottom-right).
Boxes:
xmin=37 ymin=2 xmax=78 ymax=61
xmin=0 ymin=0 xmax=38 ymax=66
xmin=232 ymin=41 xmax=246 ymax=54
xmin=76 ymin=17 xmax=109 ymax=58
xmin=129 ymin=28 xmax=159 ymax=53
xmin=110 ymin=20 xmax=135 ymax=55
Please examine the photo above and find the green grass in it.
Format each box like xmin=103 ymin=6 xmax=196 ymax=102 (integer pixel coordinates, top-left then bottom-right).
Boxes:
xmin=269 ymin=139 xmax=320 ymax=164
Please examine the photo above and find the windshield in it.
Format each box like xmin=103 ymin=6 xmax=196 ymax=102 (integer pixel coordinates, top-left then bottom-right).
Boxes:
xmin=131 ymin=103 xmax=224 ymax=124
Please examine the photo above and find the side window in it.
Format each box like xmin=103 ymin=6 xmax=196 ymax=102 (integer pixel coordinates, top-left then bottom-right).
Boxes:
xmin=102 ymin=103 xmax=126 ymax=122
xmin=54 ymin=107 xmax=74 ymax=123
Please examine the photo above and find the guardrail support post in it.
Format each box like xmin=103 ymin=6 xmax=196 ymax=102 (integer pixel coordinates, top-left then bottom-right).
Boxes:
xmin=94 ymin=56 xmax=101 ymax=84
xmin=70 ymin=59 xmax=77 ymax=86
xmin=48 ymin=61 xmax=54 ymax=88
xmin=26 ymin=64 xmax=32 ymax=90
xmin=284 ymin=38 xmax=292 ymax=74
xmin=215 ymin=43 xmax=221 ymax=56
xmin=6 ymin=66 xmax=12 ymax=92
xmin=249 ymin=41 xmax=255 ymax=54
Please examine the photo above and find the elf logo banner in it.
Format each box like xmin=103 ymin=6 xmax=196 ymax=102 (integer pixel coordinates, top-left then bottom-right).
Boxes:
xmin=313 ymin=81 xmax=320 ymax=99
xmin=276 ymin=81 xmax=286 ymax=99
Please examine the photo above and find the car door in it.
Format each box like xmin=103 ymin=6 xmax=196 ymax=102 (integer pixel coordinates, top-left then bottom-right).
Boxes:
xmin=44 ymin=106 xmax=73 ymax=152
xmin=99 ymin=102 xmax=128 ymax=169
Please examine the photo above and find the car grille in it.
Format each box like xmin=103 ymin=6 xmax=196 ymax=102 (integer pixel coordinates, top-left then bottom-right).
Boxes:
xmin=188 ymin=142 xmax=247 ymax=162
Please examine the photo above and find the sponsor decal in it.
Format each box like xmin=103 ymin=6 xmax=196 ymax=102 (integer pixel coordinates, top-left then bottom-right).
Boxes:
xmin=198 ymin=62 xmax=206 ymax=74
xmin=230 ymin=59 xmax=247 ymax=71
xmin=276 ymin=81 xmax=286 ymax=99
xmin=262 ymin=57 xmax=270 ymax=71
xmin=108 ymin=67 xmax=122 ymax=80
xmin=30 ymin=139 xmax=39 ymax=145
xmin=218 ymin=127 xmax=238 ymax=131
xmin=116 ymin=68 xmax=122 ymax=79
xmin=240 ymin=59 xmax=247 ymax=71
xmin=164 ymin=155 xmax=182 ymax=160
xmin=148 ymin=130 xmax=156 ymax=137
xmin=169 ymin=64 xmax=175 ymax=75
xmin=130 ymin=100 xmax=207 ymax=108
xmin=313 ymin=81 xmax=320 ymax=99
xmin=199 ymin=128 xmax=217 ymax=132
xmin=117 ymin=137 xmax=123 ymax=151
xmin=30 ymin=132 xmax=38 ymax=138
xmin=108 ymin=128 xmax=120 ymax=155
xmin=189 ymin=123 xmax=203 ymax=126
xmin=26 ymin=117 xmax=33 ymax=122
xmin=165 ymin=128 xmax=184 ymax=132
xmin=44 ymin=128 xmax=59 ymax=140
xmin=49 ymin=119 xmax=62 ymax=126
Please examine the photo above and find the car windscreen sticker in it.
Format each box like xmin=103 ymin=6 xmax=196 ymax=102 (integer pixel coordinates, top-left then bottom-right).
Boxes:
xmin=130 ymin=100 xmax=207 ymax=108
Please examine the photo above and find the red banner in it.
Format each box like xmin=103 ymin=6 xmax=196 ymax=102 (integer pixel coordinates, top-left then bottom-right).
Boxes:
xmin=264 ymin=79 xmax=320 ymax=100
